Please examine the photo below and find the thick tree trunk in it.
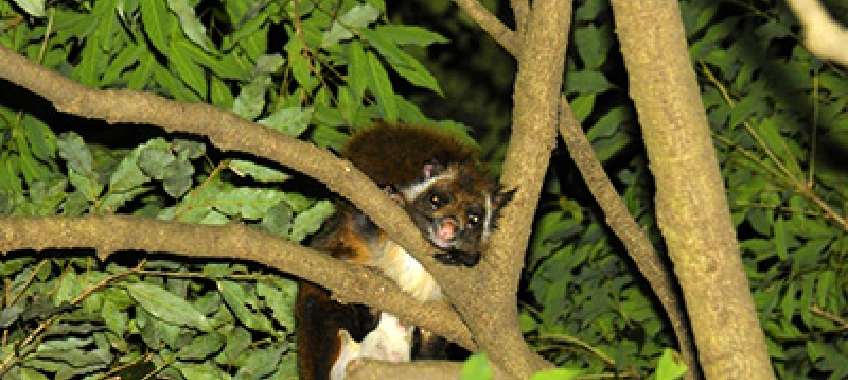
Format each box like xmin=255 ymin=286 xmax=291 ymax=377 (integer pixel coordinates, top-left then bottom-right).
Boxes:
xmin=609 ymin=1 xmax=775 ymax=379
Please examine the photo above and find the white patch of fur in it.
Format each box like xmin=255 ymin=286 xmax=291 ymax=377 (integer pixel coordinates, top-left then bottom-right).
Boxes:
xmin=330 ymin=313 xmax=413 ymax=380
xmin=330 ymin=330 xmax=359 ymax=380
xmin=371 ymin=241 xmax=443 ymax=302
xmin=359 ymin=312 xmax=413 ymax=362
xmin=481 ymin=191 xmax=494 ymax=241
xmin=400 ymin=170 xmax=455 ymax=201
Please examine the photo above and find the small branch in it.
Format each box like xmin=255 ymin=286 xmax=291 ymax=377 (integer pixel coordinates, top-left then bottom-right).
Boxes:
xmin=510 ymin=0 xmax=530 ymax=36
xmin=786 ymin=0 xmax=848 ymax=67
xmin=348 ymin=360 xmax=509 ymax=380
xmin=557 ymin=97 xmax=699 ymax=374
xmin=0 ymin=215 xmax=474 ymax=349
xmin=452 ymin=0 xmax=519 ymax=56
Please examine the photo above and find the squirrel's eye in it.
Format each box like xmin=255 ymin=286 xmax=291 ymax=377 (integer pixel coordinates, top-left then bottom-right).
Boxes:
xmin=468 ymin=213 xmax=480 ymax=225
xmin=428 ymin=194 xmax=442 ymax=208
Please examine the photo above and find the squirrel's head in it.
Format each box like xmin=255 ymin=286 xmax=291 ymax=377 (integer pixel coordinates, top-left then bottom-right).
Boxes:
xmin=399 ymin=159 xmax=514 ymax=266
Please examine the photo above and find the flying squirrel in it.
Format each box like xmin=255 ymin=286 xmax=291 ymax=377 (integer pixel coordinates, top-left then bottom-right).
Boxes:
xmin=296 ymin=124 xmax=514 ymax=380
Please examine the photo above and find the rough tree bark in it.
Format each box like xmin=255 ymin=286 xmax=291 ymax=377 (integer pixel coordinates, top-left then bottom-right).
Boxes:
xmin=609 ymin=0 xmax=776 ymax=379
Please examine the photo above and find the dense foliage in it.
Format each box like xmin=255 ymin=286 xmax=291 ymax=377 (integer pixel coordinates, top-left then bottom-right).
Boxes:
xmin=0 ymin=0 xmax=846 ymax=379
xmin=0 ymin=0 xmax=462 ymax=378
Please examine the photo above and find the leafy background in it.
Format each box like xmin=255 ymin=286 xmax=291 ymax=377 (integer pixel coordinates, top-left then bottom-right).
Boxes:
xmin=0 ymin=0 xmax=846 ymax=379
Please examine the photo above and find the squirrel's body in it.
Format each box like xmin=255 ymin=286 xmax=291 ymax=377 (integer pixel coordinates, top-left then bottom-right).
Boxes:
xmin=296 ymin=124 xmax=512 ymax=380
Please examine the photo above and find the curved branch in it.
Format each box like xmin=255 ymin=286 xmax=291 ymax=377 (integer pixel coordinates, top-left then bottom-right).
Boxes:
xmin=348 ymin=360 xmax=509 ymax=380
xmin=452 ymin=0 xmax=519 ymax=56
xmin=557 ymin=98 xmax=698 ymax=378
xmin=0 ymin=44 xmax=436 ymax=263
xmin=0 ymin=44 xmax=480 ymax=310
xmin=0 ymin=215 xmax=475 ymax=349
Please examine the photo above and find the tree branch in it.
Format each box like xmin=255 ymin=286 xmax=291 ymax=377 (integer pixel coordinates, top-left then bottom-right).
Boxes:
xmin=510 ymin=0 xmax=530 ymax=37
xmin=557 ymin=97 xmax=699 ymax=379
xmin=786 ymin=0 xmax=848 ymax=67
xmin=0 ymin=44 xmax=487 ymax=320
xmin=451 ymin=0 xmax=519 ymax=56
xmin=0 ymin=44 xmax=437 ymax=266
xmin=348 ymin=360 xmax=509 ymax=380
xmin=0 ymin=215 xmax=475 ymax=349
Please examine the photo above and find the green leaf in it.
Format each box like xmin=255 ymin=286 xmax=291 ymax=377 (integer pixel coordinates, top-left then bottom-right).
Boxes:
xmin=125 ymin=282 xmax=213 ymax=331
xmin=570 ymin=94 xmax=596 ymax=121
xmin=57 ymin=132 xmax=94 ymax=177
xmin=729 ymin=96 xmax=765 ymax=127
xmin=232 ymin=76 xmax=272 ymax=120
xmin=177 ymin=333 xmax=227 ymax=360
xmin=459 ymin=353 xmax=492 ymax=380
xmin=217 ymin=280 xmax=275 ymax=333
xmin=173 ymin=139 xmax=206 ymax=160
xmin=102 ymin=297 xmax=129 ymax=336
xmin=652 ymin=349 xmax=688 ymax=380
xmin=0 ymin=304 xmax=25 ymax=328
xmin=574 ymin=24 xmax=607 ymax=69
xmin=366 ymin=51 xmax=398 ymax=121
xmin=227 ymin=159 xmax=290 ymax=183
xmin=215 ymin=327 xmax=251 ymax=365
xmin=13 ymin=0 xmax=46 ymax=17
xmin=529 ymin=368 xmax=583 ymax=380
xmin=138 ymin=139 xmax=176 ymax=179
xmin=162 ymin=158 xmax=194 ymax=198
xmin=233 ymin=345 xmax=284 ymax=380
xmin=68 ymin=168 xmax=103 ymax=203
xmin=108 ymin=150 xmax=151 ymax=193
xmin=257 ymin=280 xmax=296 ymax=331
xmin=260 ymin=202 xmax=295 ymax=239
xmin=140 ymin=0 xmax=172 ymax=54
xmin=258 ymin=107 xmax=314 ymax=137
xmin=372 ymin=25 xmax=448 ymax=46
xmin=289 ymin=200 xmax=334 ymax=242
xmin=321 ymin=4 xmax=381 ymax=47
xmin=171 ymin=39 xmax=208 ymax=96
xmin=348 ymin=41 xmax=369 ymax=101
xmin=21 ymin=116 xmax=56 ymax=161
xmin=175 ymin=361 xmax=230 ymax=380
xmin=211 ymin=187 xmax=287 ymax=220
xmin=253 ymin=54 xmax=285 ymax=77
xmin=168 ymin=0 xmax=212 ymax=51
xmin=286 ymin=35 xmax=318 ymax=90
xmin=565 ymin=70 xmax=612 ymax=94
xmin=362 ymin=28 xmax=442 ymax=94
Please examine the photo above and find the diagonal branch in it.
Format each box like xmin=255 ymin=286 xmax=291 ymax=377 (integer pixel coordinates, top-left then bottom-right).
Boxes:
xmin=557 ymin=97 xmax=698 ymax=378
xmin=0 ymin=43 xmax=477 ymax=307
xmin=0 ymin=45 xmax=488 ymax=347
xmin=0 ymin=215 xmax=475 ymax=349
xmin=452 ymin=0 xmax=519 ymax=56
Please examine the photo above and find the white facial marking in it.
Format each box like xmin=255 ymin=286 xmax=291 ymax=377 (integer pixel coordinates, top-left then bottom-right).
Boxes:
xmin=481 ymin=191 xmax=494 ymax=241
xmin=400 ymin=170 xmax=455 ymax=200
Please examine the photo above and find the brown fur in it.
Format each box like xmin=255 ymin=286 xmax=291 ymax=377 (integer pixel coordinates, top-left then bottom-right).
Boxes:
xmin=297 ymin=124 xmax=512 ymax=380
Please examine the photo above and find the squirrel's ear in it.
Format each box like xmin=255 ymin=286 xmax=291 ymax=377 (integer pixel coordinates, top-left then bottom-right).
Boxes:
xmin=421 ymin=158 xmax=446 ymax=179
xmin=494 ymin=187 xmax=516 ymax=209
